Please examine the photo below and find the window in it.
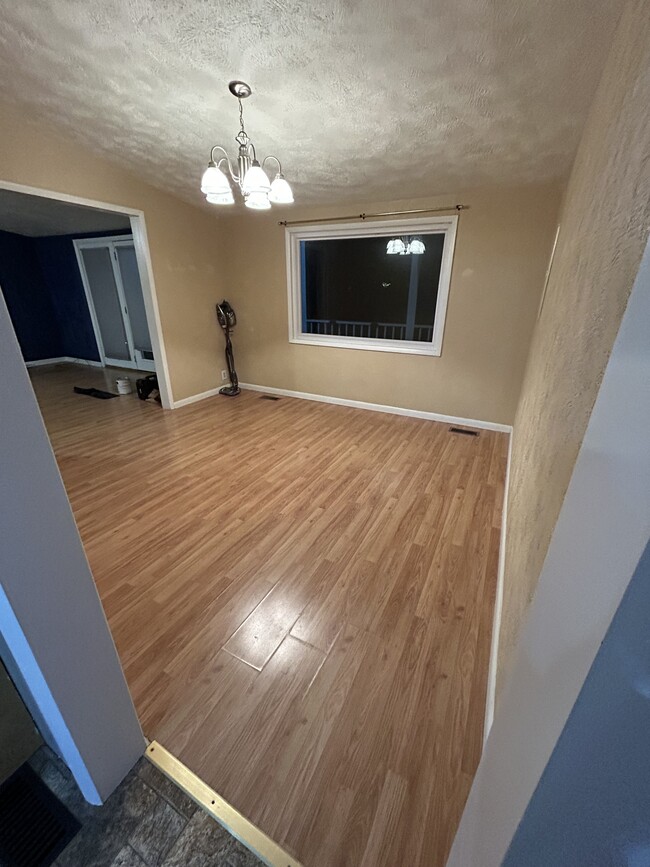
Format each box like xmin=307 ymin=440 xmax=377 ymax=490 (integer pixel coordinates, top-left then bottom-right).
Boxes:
xmin=286 ymin=216 xmax=458 ymax=355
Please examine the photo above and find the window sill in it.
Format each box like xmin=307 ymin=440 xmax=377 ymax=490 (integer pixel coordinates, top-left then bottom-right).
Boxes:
xmin=289 ymin=335 xmax=442 ymax=356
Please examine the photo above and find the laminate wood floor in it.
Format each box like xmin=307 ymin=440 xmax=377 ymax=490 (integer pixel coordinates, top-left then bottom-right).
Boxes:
xmin=29 ymin=363 xmax=507 ymax=867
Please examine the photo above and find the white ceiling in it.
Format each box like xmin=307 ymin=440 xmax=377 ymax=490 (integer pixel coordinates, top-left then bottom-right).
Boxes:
xmin=0 ymin=0 xmax=624 ymax=210
xmin=0 ymin=189 xmax=131 ymax=236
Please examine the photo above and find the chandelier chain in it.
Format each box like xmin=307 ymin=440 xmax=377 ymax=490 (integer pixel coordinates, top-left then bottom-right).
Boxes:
xmin=238 ymin=99 xmax=245 ymax=135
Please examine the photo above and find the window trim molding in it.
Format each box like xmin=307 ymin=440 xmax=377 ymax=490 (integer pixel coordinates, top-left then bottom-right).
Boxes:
xmin=285 ymin=215 xmax=458 ymax=356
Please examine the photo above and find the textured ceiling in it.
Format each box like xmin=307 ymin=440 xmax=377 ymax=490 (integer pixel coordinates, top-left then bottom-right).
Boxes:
xmin=0 ymin=0 xmax=625 ymax=210
xmin=0 ymin=189 xmax=131 ymax=236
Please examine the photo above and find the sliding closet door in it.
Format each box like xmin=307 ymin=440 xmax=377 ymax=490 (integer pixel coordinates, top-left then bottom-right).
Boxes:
xmin=115 ymin=243 xmax=154 ymax=370
xmin=79 ymin=246 xmax=132 ymax=365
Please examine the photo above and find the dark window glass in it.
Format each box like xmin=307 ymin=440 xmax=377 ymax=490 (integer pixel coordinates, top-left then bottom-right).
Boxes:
xmin=300 ymin=233 xmax=445 ymax=341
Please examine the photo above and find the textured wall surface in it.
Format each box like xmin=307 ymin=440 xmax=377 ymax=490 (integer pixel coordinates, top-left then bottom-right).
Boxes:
xmin=219 ymin=183 xmax=561 ymax=425
xmin=498 ymin=0 xmax=650 ymax=690
xmin=0 ymin=101 xmax=227 ymax=402
xmin=0 ymin=0 xmax=623 ymax=209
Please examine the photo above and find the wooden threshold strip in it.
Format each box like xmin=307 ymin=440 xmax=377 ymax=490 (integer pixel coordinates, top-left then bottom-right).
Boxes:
xmin=145 ymin=740 xmax=302 ymax=867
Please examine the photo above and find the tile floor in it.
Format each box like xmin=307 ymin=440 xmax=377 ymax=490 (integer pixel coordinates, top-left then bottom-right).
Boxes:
xmin=27 ymin=747 xmax=263 ymax=867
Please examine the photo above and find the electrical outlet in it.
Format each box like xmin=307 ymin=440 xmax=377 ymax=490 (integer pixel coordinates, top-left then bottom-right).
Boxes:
xmin=221 ymin=370 xmax=228 ymax=382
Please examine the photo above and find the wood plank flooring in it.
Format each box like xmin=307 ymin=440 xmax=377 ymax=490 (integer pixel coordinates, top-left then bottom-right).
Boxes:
xmin=29 ymin=363 xmax=507 ymax=867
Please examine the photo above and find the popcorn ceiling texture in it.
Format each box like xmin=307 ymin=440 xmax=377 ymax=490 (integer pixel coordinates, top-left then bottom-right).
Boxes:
xmin=497 ymin=0 xmax=650 ymax=695
xmin=0 ymin=0 xmax=624 ymax=208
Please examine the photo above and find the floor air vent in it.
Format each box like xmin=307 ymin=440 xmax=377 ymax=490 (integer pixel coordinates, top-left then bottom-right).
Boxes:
xmin=449 ymin=426 xmax=479 ymax=436
xmin=0 ymin=764 xmax=80 ymax=867
xmin=260 ymin=395 xmax=281 ymax=401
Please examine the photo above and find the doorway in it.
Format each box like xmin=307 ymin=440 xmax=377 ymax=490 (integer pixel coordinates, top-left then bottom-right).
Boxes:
xmin=74 ymin=236 xmax=156 ymax=372
xmin=0 ymin=181 xmax=172 ymax=408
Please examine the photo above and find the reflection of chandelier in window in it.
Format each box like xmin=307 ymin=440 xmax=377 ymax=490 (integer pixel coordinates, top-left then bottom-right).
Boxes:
xmin=386 ymin=237 xmax=425 ymax=255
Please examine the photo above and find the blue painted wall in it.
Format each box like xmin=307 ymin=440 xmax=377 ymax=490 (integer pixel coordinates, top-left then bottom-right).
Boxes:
xmin=503 ymin=538 xmax=650 ymax=867
xmin=0 ymin=229 xmax=130 ymax=363
xmin=0 ymin=229 xmax=64 ymax=362
xmin=34 ymin=235 xmax=101 ymax=361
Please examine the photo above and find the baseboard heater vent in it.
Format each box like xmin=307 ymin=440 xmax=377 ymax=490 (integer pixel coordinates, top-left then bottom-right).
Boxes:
xmin=0 ymin=764 xmax=80 ymax=866
xmin=449 ymin=426 xmax=479 ymax=436
xmin=260 ymin=395 xmax=281 ymax=401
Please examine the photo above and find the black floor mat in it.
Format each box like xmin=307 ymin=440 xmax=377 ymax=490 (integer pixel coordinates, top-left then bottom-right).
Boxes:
xmin=73 ymin=386 xmax=118 ymax=400
xmin=0 ymin=764 xmax=81 ymax=866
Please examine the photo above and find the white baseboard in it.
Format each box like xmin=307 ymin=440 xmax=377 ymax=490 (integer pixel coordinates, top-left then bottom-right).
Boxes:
xmin=172 ymin=379 xmax=512 ymax=432
xmin=238 ymin=382 xmax=513 ymax=433
xmin=26 ymin=356 xmax=103 ymax=369
xmin=25 ymin=357 xmax=69 ymax=368
xmin=482 ymin=428 xmax=513 ymax=743
xmin=172 ymin=386 xmax=223 ymax=409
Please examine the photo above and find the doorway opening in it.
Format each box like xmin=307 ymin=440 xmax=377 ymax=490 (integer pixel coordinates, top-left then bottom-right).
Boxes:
xmin=0 ymin=182 xmax=172 ymax=407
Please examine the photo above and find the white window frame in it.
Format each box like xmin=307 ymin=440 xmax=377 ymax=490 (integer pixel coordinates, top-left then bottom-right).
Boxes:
xmin=285 ymin=215 xmax=458 ymax=356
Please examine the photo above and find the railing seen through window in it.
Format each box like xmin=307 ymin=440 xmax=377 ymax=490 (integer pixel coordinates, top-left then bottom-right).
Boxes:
xmin=287 ymin=216 xmax=458 ymax=356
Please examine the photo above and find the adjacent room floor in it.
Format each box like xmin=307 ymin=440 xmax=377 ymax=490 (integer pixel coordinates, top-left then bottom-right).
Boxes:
xmin=26 ymin=745 xmax=263 ymax=866
xmin=30 ymin=362 xmax=507 ymax=867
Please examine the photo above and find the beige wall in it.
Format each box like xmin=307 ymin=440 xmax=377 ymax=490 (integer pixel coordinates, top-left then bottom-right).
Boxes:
xmin=498 ymin=0 xmax=650 ymax=690
xmin=0 ymin=101 xmax=226 ymax=403
xmin=220 ymin=183 xmax=561 ymax=425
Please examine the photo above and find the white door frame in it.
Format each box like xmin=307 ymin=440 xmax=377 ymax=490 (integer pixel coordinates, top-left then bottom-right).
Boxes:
xmin=0 ymin=180 xmax=173 ymax=408
xmin=73 ymin=235 xmax=139 ymax=370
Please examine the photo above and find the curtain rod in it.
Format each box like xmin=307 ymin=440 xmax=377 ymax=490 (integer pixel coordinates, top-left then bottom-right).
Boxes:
xmin=277 ymin=204 xmax=468 ymax=227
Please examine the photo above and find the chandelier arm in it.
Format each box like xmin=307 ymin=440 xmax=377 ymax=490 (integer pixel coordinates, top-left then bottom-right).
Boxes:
xmin=210 ymin=146 xmax=240 ymax=182
xmin=216 ymin=157 xmax=237 ymax=181
xmin=262 ymin=155 xmax=282 ymax=175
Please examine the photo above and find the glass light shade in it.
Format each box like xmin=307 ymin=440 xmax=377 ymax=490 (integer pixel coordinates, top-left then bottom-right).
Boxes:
xmin=206 ymin=191 xmax=234 ymax=205
xmin=386 ymin=238 xmax=406 ymax=255
xmin=244 ymin=191 xmax=272 ymax=210
xmin=407 ymin=238 xmax=425 ymax=255
xmin=201 ymin=163 xmax=231 ymax=194
xmin=269 ymin=175 xmax=294 ymax=204
xmin=242 ymin=162 xmax=271 ymax=195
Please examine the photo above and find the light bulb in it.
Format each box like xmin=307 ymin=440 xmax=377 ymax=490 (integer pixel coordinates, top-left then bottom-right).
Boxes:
xmin=201 ymin=162 xmax=231 ymax=194
xmin=206 ymin=191 xmax=234 ymax=205
xmin=386 ymin=238 xmax=406 ymax=255
xmin=407 ymin=238 xmax=425 ymax=255
xmin=245 ymin=191 xmax=271 ymax=210
xmin=269 ymin=175 xmax=294 ymax=204
xmin=242 ymin=162 xmax=271 ymax=195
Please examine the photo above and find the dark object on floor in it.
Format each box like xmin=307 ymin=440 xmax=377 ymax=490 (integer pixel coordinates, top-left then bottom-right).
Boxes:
xmin=136 ymin=374 xmax=161 ymax=403
xmin=216 ymin=300 xmax=241 ymax=396
xmin=260 ymin=395 xmax=281 ymax=401
xmin=73 ymin=386 xmax=118 ymax=400
xmin=449 ymin=426 xmax=479 ymax=436
xmin=0 ymin=763 xmax=80 ymax=867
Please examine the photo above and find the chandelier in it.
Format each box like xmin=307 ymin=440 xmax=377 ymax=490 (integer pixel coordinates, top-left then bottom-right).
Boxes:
xmin=386 ymin=237 xmax=425 ymax=255
xmin=200 ymin=81 xmax=294 ymax=211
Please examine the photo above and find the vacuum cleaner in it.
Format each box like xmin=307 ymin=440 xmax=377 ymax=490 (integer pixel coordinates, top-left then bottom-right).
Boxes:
xmin=216 ymin=300 xmax=241 ymax=396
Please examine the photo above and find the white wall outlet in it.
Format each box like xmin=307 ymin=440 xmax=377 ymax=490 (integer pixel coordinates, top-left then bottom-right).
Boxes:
xmin=221 ymin=370 xmax=228 ymax=382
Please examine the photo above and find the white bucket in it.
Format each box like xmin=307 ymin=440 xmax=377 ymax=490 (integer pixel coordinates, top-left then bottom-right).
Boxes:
xmin=116 ymin=377 xmax=132 ymax=395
